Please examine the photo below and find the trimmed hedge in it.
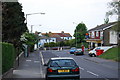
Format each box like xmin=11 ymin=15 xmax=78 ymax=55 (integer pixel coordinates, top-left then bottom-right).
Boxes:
xmin=1 ymin=42 xmax=15 ymax=74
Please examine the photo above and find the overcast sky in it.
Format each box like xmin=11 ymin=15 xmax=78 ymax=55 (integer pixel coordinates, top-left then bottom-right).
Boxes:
xmin=18 ymin=0 xmax=117 ymax=36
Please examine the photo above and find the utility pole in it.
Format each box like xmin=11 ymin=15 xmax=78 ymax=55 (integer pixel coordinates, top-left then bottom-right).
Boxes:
xmin=31 ymin=25 xmax=33 ymax=33
xmin=73 ymin=22 xmax=78 ymax=47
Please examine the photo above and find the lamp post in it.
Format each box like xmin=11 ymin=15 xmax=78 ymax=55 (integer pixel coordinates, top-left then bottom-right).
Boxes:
xmin=73 ymin=22 xmax=78 ymax=47
xmin=25 ymin=12 xmax=45 ymax=33
xmin=29 ymin=24 xmax=42 ymax=33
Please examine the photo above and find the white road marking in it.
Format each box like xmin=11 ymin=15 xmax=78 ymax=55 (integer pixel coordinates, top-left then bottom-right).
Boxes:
xmin=26 ymin=60 xmax=32 ymax=62
xmin=40 ymin=52 xmax=44 ymax=65
xmin=39 ymin=52 xmax=44 ymax=78
xmin=56 ymin=55 xmax=59 ymax=57
xmin=87 ymin=71 xmax=99 ymax=77
xmin=79 ymin=67 xmax=84 ymax=70
xmin=34 ymin=61 xmax=40 ymax=63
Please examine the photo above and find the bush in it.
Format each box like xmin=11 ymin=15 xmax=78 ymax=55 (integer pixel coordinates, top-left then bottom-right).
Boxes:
xmin=1 ymin=42 xmax=15 ymax=74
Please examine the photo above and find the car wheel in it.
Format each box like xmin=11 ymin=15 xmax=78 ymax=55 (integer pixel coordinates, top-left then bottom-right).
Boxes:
xmin=89 ymin=54 xmax=92 ymax=57
xmin=92 ymin=54 xmax=96 ymax=57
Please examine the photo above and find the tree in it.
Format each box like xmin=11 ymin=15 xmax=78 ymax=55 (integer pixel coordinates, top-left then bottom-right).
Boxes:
xmin=20 ymin=32 xmax=38 ymax=52
xmin=2 ymin=2 xmax=28 ymax=47
xmin=20 ymin=32 xmax=38 ymax=45
xmin=73 ymin=22 xmax=87 ymax=44
xmin=106 ymin=0 xmax=120 ymax=32
xmin=106 ymin=0 xmax=120 ymax=21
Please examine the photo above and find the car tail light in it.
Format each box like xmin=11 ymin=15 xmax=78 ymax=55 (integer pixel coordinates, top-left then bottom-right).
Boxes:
xmin=47 ymin=68 xmax=53 ymax=72
xmin=72 ymin=67 xmax=79 ymax=72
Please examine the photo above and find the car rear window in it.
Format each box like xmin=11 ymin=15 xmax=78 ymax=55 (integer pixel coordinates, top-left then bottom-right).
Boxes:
xmin=49 ymin=59 xmax=76 ymax=67
xmin=71 ymin=47 xmax=76 ymax=50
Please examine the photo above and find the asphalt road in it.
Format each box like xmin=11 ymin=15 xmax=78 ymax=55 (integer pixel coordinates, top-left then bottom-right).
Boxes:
xmin=41 ymin=49 xmax=119 ymax=80
xmin=13 ymin=49 xmax=119 ymax=80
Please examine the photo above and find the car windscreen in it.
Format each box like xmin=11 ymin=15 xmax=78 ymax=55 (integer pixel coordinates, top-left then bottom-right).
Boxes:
xmin=49 ymin=59 xmax=77 ymax=67
xmin=71 ymin=47 xmax=76 ymax=50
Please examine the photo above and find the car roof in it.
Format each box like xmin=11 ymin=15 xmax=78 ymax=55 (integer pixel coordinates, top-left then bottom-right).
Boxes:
xmin=50 ymin=57 xmax=74 ymax=60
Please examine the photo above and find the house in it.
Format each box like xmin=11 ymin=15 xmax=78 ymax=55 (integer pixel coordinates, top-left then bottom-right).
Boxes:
xmin=85 ymin=22 xmax=120 ymax=49
xmin=36 ymin=31 xmax=72 ymax=47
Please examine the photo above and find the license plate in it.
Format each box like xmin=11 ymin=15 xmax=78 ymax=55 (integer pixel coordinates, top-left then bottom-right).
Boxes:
xmin=58 ymin=70 xmax=70 ymax=72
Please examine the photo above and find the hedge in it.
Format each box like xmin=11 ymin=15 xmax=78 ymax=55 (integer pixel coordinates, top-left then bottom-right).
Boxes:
xmin=1 ymin=42 xmax=15 ymax=74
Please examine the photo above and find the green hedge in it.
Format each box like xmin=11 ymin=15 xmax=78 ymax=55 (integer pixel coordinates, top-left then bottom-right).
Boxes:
xmin=1 ymin=42 xmax=15 ymax=74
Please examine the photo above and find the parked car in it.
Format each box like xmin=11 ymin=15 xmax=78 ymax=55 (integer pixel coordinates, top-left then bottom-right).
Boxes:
xmin=44 ymin=57 xmax=80 ymax=80
xmin=69 ymin=47 xmax=77 ymax=54
xmin=74 ymin=49 xmax=84 ymax=55
xmin=89 ymin=46 xmax=113 ymax=57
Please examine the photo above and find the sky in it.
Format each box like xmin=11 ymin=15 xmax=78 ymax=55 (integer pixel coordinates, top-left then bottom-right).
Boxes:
xmin=18 ymin=0 xmax=117 ymax=36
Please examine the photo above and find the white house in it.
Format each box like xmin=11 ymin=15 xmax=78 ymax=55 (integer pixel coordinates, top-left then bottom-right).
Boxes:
xmin=36 ymin=31 xmax=72 ymax=47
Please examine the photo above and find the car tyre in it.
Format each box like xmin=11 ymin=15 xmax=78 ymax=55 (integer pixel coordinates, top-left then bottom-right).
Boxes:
xmin=92 ymin=54 xmax=96 ymax=57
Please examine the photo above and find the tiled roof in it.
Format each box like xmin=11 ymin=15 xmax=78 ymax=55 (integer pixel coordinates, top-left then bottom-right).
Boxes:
xmin=88 ymin=22 xmax=117 ymax=32
xmin=41 ymin=32 xmax=72 ymax=38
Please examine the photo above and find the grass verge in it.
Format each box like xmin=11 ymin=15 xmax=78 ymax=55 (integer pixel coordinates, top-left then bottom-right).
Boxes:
xmin=99 ymin=46 xmax=120 ymax=62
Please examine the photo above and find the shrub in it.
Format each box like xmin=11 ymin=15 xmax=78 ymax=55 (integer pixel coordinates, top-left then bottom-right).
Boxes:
xmin=1 ymin=42 xmax=15 ymax=74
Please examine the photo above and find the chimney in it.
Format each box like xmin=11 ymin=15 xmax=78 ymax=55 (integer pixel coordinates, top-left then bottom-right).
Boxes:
xmin=49 ymin=31 xmax=52 ymax=33
xmin=61 ymin=31 xmax=64 ymax=33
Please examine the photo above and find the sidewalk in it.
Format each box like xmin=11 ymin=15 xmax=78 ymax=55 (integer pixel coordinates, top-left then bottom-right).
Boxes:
xmin=13 ymin=50 xmax=44 ymax=78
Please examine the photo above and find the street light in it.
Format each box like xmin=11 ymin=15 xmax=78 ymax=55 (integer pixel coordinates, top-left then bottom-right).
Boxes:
xmin=29 ymin=24 xmax=42 ymax=33
xmin=73 ymin=22 xmax=78 ymax=47
xmin=25 ymin=12 xmax=45 ymax=32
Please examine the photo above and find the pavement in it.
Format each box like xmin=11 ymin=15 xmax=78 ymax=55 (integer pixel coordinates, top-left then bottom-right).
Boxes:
xmin=13 ymin=50 xmax=44 ymax=79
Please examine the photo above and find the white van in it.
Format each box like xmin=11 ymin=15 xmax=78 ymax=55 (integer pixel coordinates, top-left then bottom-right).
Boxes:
xmin=88 ymin=46 xmax=113 ymax=57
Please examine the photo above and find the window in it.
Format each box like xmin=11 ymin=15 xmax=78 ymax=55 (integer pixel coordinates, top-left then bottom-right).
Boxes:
xmin=68 ymin=37 xmax=69 ymax=40
xmin=96 ymin=31 xmax=99 ymax=37
xmin=91 ymin=31 xmax=94 ymax=38
xmin=50 ymin=59 xmax=76 ymax=67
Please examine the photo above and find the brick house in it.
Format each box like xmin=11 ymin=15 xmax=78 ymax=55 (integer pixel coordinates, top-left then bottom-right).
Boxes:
xmin=85 ymin=22 xmax=120 ymax=49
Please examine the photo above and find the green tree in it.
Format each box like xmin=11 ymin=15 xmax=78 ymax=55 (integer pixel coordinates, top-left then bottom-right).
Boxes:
xmin=2 ymin=2 xmax=28 ymax=47
xmin=45 ymin=32 xmax=49 ymax=37
xmin=106 ymin=0 xmax=120 ymax=32
xmin=73 ymin=22 xmax=87 ymax=44
xmin=20 ymin=32 xmax=38 ymax=52
xmin=69 ymin=39 xmax=76 ymax=47
xmin=106 ymin=0 xmax=120 ymax=20
xmin=21 ymin=32 xmax=38 ymax=45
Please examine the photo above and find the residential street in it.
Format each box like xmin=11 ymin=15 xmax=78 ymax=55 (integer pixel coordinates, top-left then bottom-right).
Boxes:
xmin=13 ymin=49 xmax=119 ymax=80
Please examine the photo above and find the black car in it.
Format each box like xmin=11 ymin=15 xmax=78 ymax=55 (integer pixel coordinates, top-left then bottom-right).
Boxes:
xmin=74 ymin=49 xmax=84 ymax=55
xmin=44 ymin=57 xmax=80 ymax=80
